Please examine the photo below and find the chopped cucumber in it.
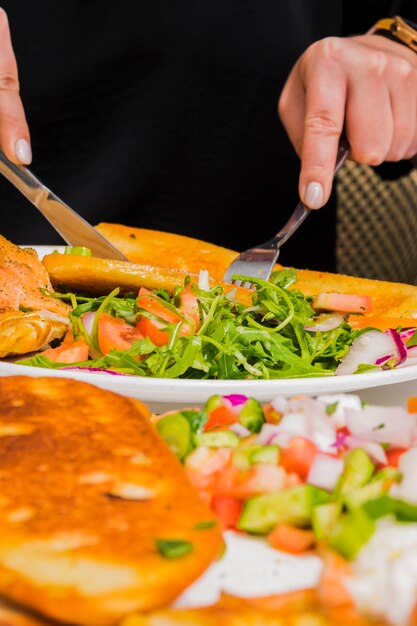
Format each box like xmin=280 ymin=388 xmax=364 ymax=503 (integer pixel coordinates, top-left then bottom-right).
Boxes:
xmin=195 ymin=430 xmax=240 ymax=448
xmin=334 ymin=448 xmax=374 ymax=501
xmin=233 ymin=444 xmax=279 ymax=471
xmin=343 ymin=480 xmax=386 ymax=508
xmin=328 ymin=507 xmax=375 ymax=559
xmin=312 ymin=502 xmax=341 ymax=540
xmin=238 ymin=398 xmax=265 ymax=433
xmin=238 ymin=484 xmax=330 ymax=535
xmin=156 ymin=412 xmax=192 ymax=461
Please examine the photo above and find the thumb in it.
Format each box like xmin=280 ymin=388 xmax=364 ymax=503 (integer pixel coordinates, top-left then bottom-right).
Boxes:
xmin=0 ymin=8 xmax=31 ymax=165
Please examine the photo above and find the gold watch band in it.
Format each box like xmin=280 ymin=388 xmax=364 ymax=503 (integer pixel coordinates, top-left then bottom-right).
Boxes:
xmin=373 ymin=15 xmax=417 ymax=53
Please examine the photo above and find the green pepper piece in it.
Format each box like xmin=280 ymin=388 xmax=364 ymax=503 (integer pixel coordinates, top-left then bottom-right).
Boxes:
xmin=239 ymin=397 xmax=265 ymax=433
xmin=328 ymin=507 xmax=375 ymax=559
xmin=363 ymin=495 xmax=417 ymax=522
xmin=155 ymin=539 xmax=193 ymax=559
xmin=156 ymin=412 xmax=192 ymax=461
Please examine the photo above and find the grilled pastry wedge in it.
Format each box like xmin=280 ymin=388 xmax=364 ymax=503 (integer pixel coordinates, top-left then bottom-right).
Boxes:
xmin=0 ymin=236 xmax=69 ymax=357
xmin=0 ymin=376 xmax=223 ymax=626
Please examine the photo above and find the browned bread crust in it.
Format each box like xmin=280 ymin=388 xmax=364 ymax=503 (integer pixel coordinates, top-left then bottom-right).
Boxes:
xmin=0 ymin=376 xmax=223 ymax=626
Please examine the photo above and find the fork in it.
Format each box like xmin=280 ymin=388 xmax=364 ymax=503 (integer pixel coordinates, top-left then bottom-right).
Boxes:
xmin=223 ymin=137 xmax=350 ymax=288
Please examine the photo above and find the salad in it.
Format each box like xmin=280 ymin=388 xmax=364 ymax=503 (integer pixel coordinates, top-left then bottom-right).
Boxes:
xmin=17 ymin=256 xmax=417 ymax=379
xmin=155 ymin=392 xmax=417 ymax=626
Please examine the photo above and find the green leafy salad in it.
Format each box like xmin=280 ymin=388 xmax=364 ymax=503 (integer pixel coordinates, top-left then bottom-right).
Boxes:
xmin=18 ymin=269 xmax=363 ymax=379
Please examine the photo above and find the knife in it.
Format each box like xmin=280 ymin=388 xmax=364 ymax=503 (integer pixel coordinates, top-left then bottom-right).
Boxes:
xmin=0 ymin=150 xmax=128 ymax=261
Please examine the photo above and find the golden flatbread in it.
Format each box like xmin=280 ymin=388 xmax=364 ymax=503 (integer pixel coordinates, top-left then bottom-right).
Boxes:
xmin=0 ymin=376 xmax=223 ymax=626
xmin=92 ymin=223 xmax=417 ymax=331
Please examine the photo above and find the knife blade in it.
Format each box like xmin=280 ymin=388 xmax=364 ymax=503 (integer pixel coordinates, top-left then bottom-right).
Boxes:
xmin=0 ymin=150 xmax=128 ymax=261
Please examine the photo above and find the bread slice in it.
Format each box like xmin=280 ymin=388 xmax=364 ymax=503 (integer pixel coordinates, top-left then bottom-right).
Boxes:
xmin=0 ymin=376 xmax=223 ymax=626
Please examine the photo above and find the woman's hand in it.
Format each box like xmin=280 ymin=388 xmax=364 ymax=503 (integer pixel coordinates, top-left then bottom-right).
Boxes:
xmin=278 ymin=34 xmax=417 ymax=209
xmin=0 ymin=8 xmax=31 ymax=164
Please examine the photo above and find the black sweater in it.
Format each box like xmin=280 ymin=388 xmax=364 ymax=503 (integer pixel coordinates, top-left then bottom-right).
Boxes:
xmin=1 ymin=0 xmax=416 ymax=270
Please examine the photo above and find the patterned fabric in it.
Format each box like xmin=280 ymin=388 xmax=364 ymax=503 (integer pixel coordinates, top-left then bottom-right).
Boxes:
xmin=336 ymin=162 xmax=417 ymax=284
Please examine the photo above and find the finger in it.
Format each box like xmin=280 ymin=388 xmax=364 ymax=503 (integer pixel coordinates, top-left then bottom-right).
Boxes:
xmin=0 ymin=8 xmax=31 ymax=164
xmin=386 ymin=57 xmax=417 ymax=161
xmin=345 ymin=52 xmax=393 ymax=165
xmin=299 ymin=39 xmax=347 ymax=209
xmin=278 ymin=59 xmax=305 ymax=157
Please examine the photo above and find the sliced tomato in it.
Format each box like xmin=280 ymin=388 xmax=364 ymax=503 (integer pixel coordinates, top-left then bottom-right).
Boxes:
xmin=268 ymin=523 xmax=316 ymax=554
xmin=312 ymin=292 xmax=372 ymax=314
xmin=97 ymin=313 xmax=143 ymax=355
xmin=179 ymin=284 xmax=200 ymax=329
xmin=41 ymin=328 xmax=89 ymax=364
xmin=280 ymin=437 xmax=318 ymax=480
xmin=211 ymin=495 xmax=243 ymax=530
xmin=137 ymin=287 xmax=195 ymax=346
xmin=204 ymin=405 xmax=238 ymax=432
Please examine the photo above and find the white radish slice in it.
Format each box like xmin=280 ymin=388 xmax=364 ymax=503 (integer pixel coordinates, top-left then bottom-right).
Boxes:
xmin=336 ymin=330 xmax=397 ymax=376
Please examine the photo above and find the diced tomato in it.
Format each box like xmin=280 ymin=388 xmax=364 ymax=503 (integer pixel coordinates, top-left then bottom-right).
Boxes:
xmin=408 ymin=397 xmax=417 ymax=414
xmin=211 ymin=495 xmax=243 ymax=530
xmin=137 ymin=287 xmax=195 ymax=346
xmin=263 ymin=403 xmax=282 ymax=424
xmin=40 ymin=328 xmax=89 ymax=364
xmin=97 ymin=313 xmax=143 ymax=355
xmin=312 ymin=292 xmax=372 ymax=314
xmin=215 ymin=463 xmax=287 ymax=500
xmin=385 ymin=448 xmax=407 ymax=467
xmin=179 ymin=284 xmax=200 ymax=329
xmin=268 ymin=523 xmax=316 ymax=554
xmin=204 ymin=405 xmax=238 ymax=432
xmin=280 ymin=437 xmax=318 ymax=480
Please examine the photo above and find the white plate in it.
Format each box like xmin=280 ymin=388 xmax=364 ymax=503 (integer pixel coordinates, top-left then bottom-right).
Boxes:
xmin=4 ymin=245 xmax=417 ymax=413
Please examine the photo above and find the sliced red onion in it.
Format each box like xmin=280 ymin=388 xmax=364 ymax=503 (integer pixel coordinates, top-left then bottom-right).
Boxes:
xmin=344 ymin=435 xmax=387 ymax=465
xmin=256 ymin=423 xmax=283 ymax=446
xmin=400 ymin=328 xmax=417 ymax=342
xmin=336 ymin=330 xmax=397 ymax=376
xmin=385 ymin=328 xmax=407 ymax=366
xmin=81 ymin=311 xmax=96 ymax=337
xmin=198 ymin=269 xmax=210 ymax=291
xmin=229 ymin=422 xmax=252 ymax=438
xmin=346 ymin=405 xmax=417 ymax=449
xmin=223 ymin=394 xmax=248 ymax=407
xmin=307 ymin=454 xmax=344 ymax=491
xmin=304 ymin=312 xmax=345 ymax=333
xmin=62 ymin=366 xmax=127 ymax=376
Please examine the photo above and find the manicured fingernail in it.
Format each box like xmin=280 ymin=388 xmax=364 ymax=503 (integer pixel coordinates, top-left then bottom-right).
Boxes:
xmin=304 ymin=182 xmax=324 ymax=209
xmin=15 ymin=138 xmax=32 ymax=164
